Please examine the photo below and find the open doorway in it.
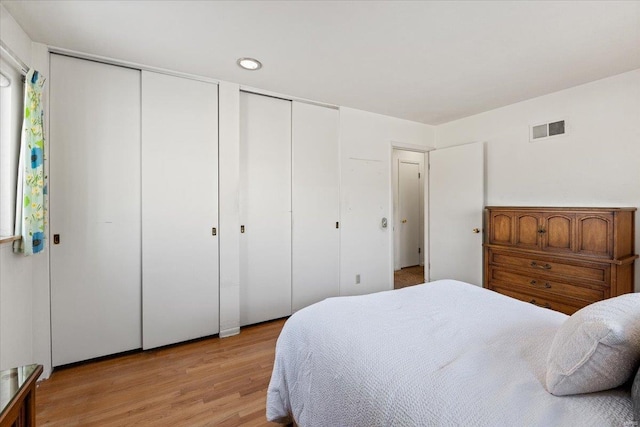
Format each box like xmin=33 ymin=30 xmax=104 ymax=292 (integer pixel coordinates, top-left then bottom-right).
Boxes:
xmin=392 ymin=149 xmax=426 ymax=289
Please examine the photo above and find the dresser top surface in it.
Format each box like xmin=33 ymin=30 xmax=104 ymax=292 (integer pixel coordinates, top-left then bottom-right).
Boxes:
xmin=0 ymin=364 xmax=43 ymax=417
xmin=485 ymin=206 xmax=637 ymax=212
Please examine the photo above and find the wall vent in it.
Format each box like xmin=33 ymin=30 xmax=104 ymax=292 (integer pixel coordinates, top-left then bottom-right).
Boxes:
xmin=530 ymin=119 xmax=566 ymax=142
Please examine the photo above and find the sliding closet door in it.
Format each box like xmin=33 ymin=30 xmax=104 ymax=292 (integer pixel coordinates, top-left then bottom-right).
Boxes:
xmin=292 ymin=102 xmax=340 ymax=311
xmin=50 ymin=54 xmax=141 ymax=366
xmin=239 ymin=92 xmax=291 ymax=326
xmin=141 ymin=71 xmax=219 ymax=349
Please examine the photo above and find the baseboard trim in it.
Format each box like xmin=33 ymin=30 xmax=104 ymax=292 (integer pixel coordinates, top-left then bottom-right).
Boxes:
xmin=219 ymin=327 xmax=240 ymax=338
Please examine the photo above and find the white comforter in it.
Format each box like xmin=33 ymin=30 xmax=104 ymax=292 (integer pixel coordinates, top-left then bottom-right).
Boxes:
xmin=267 ymin=280 xmax=633 ymax=426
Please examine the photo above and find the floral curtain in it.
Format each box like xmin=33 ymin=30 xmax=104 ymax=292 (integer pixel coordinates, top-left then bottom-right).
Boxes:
xmin=14 ymin=69 xmax=46 ymax=255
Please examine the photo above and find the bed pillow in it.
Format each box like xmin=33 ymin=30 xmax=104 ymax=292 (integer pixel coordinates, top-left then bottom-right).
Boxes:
xmin=545 ymin=293 xmax=640 ymax=396
xmin=633 ymin=367 xmax=640 ymax=422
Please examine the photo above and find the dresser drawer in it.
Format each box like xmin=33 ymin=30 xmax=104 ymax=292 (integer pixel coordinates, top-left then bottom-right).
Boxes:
xmin=490 ymin=286 xmax=583 ymax=315
xmin=488 ymin=267 xmax=605 ymax=303
xmin=489 ymin=250 xmax=610 ymax=284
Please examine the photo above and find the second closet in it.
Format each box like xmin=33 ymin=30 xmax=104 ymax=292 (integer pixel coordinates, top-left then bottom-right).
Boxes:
xmin=239 ymin=92 xmax=340 ymax=326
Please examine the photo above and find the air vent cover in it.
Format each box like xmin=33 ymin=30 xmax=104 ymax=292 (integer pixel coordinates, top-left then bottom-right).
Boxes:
xmin=530 ymin=119 xmax=566 ymax=142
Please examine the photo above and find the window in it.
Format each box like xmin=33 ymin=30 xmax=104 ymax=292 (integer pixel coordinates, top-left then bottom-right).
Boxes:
xmin=0 ymin=58 xmax=25 ymax=238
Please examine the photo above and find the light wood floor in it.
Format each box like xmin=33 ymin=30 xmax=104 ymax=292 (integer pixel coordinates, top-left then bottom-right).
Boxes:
xmin=36 ymin=319 xmax=287 ymax=426
xmin=394 ymin=265 xmax=425 ymax=289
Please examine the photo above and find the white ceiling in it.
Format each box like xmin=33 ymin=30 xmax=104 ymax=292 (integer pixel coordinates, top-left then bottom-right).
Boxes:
xmin=3 ymin=1 xmax=640 ymax=125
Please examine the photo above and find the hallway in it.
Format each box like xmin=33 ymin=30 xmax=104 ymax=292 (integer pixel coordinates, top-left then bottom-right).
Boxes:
xmin=394 ymin=265 xmax=425 ymax=289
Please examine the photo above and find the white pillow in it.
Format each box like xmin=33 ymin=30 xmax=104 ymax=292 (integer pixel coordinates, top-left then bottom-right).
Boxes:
xmin=546 ymin=292 xmax=640 ymax=396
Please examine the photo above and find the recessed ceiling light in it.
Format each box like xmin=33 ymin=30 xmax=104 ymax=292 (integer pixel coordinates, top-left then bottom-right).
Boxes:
xmin=237 ymin=57 xmax=262 ymax=71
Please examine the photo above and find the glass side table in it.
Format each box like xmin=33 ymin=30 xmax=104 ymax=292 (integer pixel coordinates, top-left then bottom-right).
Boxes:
xmin=0 ymin=364 xmax=43 ymax=427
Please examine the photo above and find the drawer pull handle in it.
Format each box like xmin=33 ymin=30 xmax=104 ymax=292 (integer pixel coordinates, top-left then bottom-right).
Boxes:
xmin=530 ymin=262 xmax=552 ymax=270
xmin=529 ymin=299 xmax=551 ymax=309
xmin=529 ymin=280 xmax=551 ymax=289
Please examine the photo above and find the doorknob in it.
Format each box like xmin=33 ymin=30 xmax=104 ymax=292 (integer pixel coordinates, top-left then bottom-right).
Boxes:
xmin=472 ymin=228 xmax=480 ymax=233
xmin=402 ymin=219 xmax=407 ymax=223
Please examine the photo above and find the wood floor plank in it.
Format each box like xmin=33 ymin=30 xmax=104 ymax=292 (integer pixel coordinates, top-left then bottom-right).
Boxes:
xmin=37 ymin=319 xmax=287 ymax=426
xmin=394 ymin=265 xmax=425 ymax=289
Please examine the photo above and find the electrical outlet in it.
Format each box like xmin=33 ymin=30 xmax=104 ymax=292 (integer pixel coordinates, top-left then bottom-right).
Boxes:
xmin=355 ymin=274 xmax=361 ymax=284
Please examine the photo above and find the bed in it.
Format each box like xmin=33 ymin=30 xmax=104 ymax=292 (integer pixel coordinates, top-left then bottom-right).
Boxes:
xmin=267 ymin=280 xmax=639 ymax=426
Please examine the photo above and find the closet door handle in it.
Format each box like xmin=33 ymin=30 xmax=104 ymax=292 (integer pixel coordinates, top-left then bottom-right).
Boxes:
xmin=530 ymin=262 xmax=551 ymax=270
xmin=240 ymin=225 xmax=245 ymax=233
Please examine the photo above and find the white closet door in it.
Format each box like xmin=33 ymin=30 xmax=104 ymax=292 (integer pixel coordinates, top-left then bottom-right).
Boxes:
xmin=141 ymin=71 xmax=219 ymax=349
xmin=50 ymin=54 xmax=141 ymax=366
xmin=239 ymin=92 xmax=291 ymax=326
xmin=292 ymin=102 xmax=340 ymax=312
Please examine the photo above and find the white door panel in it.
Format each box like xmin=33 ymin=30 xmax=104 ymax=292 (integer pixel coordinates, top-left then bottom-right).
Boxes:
xmin=141 ymin=71 xmax=219 ymax=349
xmin=292 ymin=102 xmax=340 ymax=312
xmin=399 ymin=161 xmax=420 ymax=268
xmin=429 ymin=142 xmax=484 ymax=286
xmin=50 ymin=54 xmax=141 ymax=366
xmin=239 ymin=92 xmax=292 ymax=326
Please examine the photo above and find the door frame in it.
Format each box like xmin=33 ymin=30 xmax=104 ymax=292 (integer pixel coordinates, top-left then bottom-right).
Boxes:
xmin=389 ymin=142 xmax=434 ymax=286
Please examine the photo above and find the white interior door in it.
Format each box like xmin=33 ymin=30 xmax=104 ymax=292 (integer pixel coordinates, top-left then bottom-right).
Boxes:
xmin=399 ymin=161 xmax=421 ymax=268
xmin=239 ymin=92 xmax=292 ymax=326
xmin=429 ymin=142 xmax=484 ymax=285
xmin=141 ymin=71 xmax=219 ymax=349
xmin=50 ymin=54 xmax=141 ymax=366
xmin=292 ymin=102 xmax=340 ymax=312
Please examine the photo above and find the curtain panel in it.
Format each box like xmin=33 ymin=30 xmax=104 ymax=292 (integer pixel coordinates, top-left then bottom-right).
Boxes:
xmin=14 ymin=69 xmax=46 ymax=255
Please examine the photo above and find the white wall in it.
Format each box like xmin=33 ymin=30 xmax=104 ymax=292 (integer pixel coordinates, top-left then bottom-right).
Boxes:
xmin=0 ymin=245 xmax=33 ymax=371
xmin=436 ymin=69 xmax=640 ymax=291
xmin=0 ymin=4 xmax=31 ymax=66
xmin=339 ymin=107 xmax=434 ymax=296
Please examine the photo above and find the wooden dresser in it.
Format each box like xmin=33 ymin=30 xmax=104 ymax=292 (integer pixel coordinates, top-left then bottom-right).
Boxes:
xmin=484 ymin=207 xmax=637 ymax=315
